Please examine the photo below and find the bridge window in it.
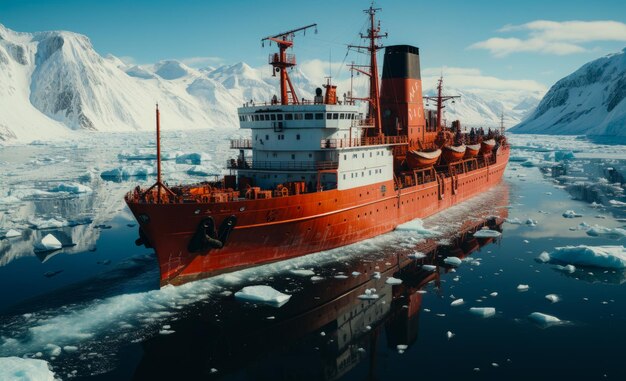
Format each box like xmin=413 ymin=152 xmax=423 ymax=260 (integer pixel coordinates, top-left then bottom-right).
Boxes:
xmin=333 ymin=113 xmax=339 ymax=120
xmin=340 ymin=113 xmax=345 ymax=119
xmin=296 ymin=134 xmax=301 ymax=140
xmin=264 ymin=114 xmax=270 ymax=121
xmin=265 ymin=134 xmax=269 ymax=140
xmin=285 ymin=114 xmax=293 ymax=120
xmin=254 ymin=115 xmax=260 ymax=121
xmin=270 ymin=114 xmax=276 ymax=121
xmin=315 ymin=113 xmax=324 ymax=120
xmin=343 ymin=174 xmax=346 ymax=180
xmin=294 ymin=113 xmax=303 ymax=120
xmin=344 ymin=154 xmax=347 ymax=160
xmin=327 ymin=113 xmax=332 ymax=119
xmin=291 ymin=154 xmax=295 ymax=160
xmin=305 ymin=113 xmax=313 ymax=120
xmin=277 ymin=114 xmax=283 ymax=121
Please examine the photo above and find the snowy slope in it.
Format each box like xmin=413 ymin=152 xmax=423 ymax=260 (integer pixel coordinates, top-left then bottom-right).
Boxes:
xmin=511 ymin=48 xmax=626 ymax=137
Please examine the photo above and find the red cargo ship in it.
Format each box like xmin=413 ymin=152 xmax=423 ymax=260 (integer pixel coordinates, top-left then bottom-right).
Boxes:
xmin=125 ymin=6 xmax=509 ymax=286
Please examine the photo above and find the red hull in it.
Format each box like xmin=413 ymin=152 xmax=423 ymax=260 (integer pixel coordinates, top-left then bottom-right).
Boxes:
xmin=127 ymin=148 xmax=509 ymax=285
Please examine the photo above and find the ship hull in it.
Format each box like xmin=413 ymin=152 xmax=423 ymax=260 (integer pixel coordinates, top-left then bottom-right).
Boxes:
xmin=127 ymin=148 xmax=509 ymax=286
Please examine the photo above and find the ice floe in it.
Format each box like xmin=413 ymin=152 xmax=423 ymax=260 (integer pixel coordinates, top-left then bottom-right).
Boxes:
xmin=421 ymin=265 xmax=437 ymax=271
xmin=545 ymin=294 xmax=561 ymax=303
xmin=545 ymin=245 xmax=626 ymax=269
xmin=34 ymin=234 xmax=62 ymax=251
xmin=409 ymin=252 xmax=427 ymax=260
xmin=473 ymin=229 xmax=501 ymax=238
xmin=289 ymin=269 xmax=315 ymax=277
xmin=585 ymin=225 xmax=626 ymax=239
xmin=3 ymin=229 xmax=21 ymax=238
xmin=100 ymin=164 xmax=156 ymax=179
xmin=28 ymin=217 xmax=68 ymax=229
xmin=517 ymin=284 xmax=529 ymax=291
xmin=48 ymin=182 xmax=92 ymax=194
xmin=395 ymin=219 xmax=439 ymax=236
xmin=469 ymin=307 xmax=496 ymax=318
xmin=446 ymin=331 xmax=455 ymax=339
xmin=0 ymin=357 xmax=57 ymax=381
xmin=443 ymin=257 xmax=462 ymax=266
xmin=234 ymin=285 xmax=291 ymax=307
xmin=562 ymin=210 xmax=582 ymax=218
xmin=528 ymin=312 xmax=562 ymax=326
xmin=450 ymin=298 xmax=464 ymax=307
xmin=175 ymin=152 xmax=211 ymax=165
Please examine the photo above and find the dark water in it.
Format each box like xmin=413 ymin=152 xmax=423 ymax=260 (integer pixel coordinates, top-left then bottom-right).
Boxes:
xmin=1 ymin=137 xmax=626 ymax=380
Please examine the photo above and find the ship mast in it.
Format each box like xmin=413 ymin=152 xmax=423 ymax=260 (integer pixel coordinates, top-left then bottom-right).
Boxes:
xmin=424 ymin=76 xmax=460 ymax=130
xmin=348 ymin=5 xmax=387 ymax=137
xmin=144 ymin=104 xmax=175 ymax=203
xmin=262 ymin=24 xmax=317 ymax=105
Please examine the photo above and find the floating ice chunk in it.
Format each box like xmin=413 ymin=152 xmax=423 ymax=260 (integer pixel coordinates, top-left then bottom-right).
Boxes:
xmin=547 ymin=245 xmax=626 ymax=269
xmin=290 ymin=269 xmax=315 ymax=277
xmin=310 ymin=276 xmax=324 ymax=282
xmin=505 ymin=218 xmax=522 ymax=225
xmin=358 ymin=288 xmax=380 ymax=300
xmin=386 ymin=277 xmax=403 ymax=285
xmin=469 ymin=307 xmax=496 ymax=318
xmin=450 ymin=298 xmax=464 ymax=307
xmin=409 ymin=252 xmax=427 ymax=260
xmin=489 ymin=292 xmax=498 ymax=297
xmin=234 ymin=285 xmax=292 ymax=307
xmin=536 ymin=252 xmax=550 ymax=263
xmin=372 ymin=272 xmax=382 ymax=279
xmin=48 ymin=182 xmax=92 ymax=194
xmin=585 ymin=226 xmax=626 ymax=239
xmin=545 ymin=294 xmax=561 ymax=303
xmin=0 ymin=357 xmax=57 ymax=381
xmin=446 ymin=331 xmax=455 ymax=339
xmin=101 ymin=164 xmax=156 ymax=179
xmin=3 ymin=229 xmax=21 ymax=238
xmin=444 ymin=257 xmax=462 ymax=266
xmin=44 ymin=344 xmax=62 ymax=357
xmin=396 ymin=344 xmax=408 ymax=353
xmin=0 ymin=195 xmax=21 ymax=204
xmin=526 ymin=219 xmax=537 ymax=226
xmin=186 ymin=165 xmax=216 ymax=176
xmin=159 ymin=329 xmax=175 ymax=335
xmin=562 ymin=210 xmax=582 ymax=218
xmin=175 ymin=152 xmax=211 ymax=165
xmin=421 ymin=265 xmax=437 ymax=271
xmin=351 ymin=271 xmax=361 ymax=276
xmin=473 ymin=229 xmax=501 ymax=238
xmin=35 ymin=234 xmax=62 ymax=251
xmin=528 ymin=312 xmax=561 ymax=326
xmin=63 ymin=345 xmax=78 ymax=352
xmin=523 ymin=240 xmax=530 ymax=244
xmin=609 ymin=199 xmax=626 ymax=207
xmin=554 ymin=264 xmax=577 ymax=273
xmin=517 ymin=284 xmax=529 ymax=291
xmin=334 ymin=274 xmax=349 ymax=279
xmin=396 ymin=219 xmax=439 ymax=236
xmin=28 ymin=217 xmax=68 ymax=229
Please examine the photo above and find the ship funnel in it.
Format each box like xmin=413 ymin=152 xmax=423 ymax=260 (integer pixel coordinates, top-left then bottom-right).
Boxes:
xmin=380 ymin=45 xmax=426 ymax=148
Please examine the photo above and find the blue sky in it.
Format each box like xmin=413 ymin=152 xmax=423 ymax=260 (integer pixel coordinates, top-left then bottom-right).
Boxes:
xmin=2 ymin=0 xmax=626 ymax=92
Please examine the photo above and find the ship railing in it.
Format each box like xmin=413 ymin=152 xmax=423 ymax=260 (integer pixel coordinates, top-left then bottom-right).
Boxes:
xmin=227 ymin=159 xmax=338 ymax=171
xmin=269 ymin=53 xmax=296 ymax=65
xmin=230 ymin=139 xmax=253 ymax=149
xmin=351 ymin=118 xmax=376 ymax=128
xmin=321 ymin=135 xmax=409 ymax=149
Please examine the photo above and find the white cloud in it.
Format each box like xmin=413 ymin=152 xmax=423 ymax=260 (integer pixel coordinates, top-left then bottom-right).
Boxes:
xmin=470 ymin=20 xmax=626 ymax=57
xmin=422 ymin=66 xmax=547 ymax=93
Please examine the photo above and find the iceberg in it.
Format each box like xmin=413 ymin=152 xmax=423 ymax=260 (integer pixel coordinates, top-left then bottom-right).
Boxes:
xmin=562 ymin=210 xmax=582 ymax=218
xmin=469 ymin=307 xmax=496 ymax=318
xmin=517 ymin=284 xmax=529 ymax=291
xmin=3 ymin=229 xmax=21 ymax=238
xmin=0 ymin=357 xmax=57 ymax=381
xmin=585 ymin=226 xmax=626 ymax=239
xmin=545 ymin=294 xmax=561 ymax=303
xmin=385 ymin=277 xmax=403 ymax=285
xmin=234 ymin=285 xmax=292 ymax=307
xmin=175 ymin=152 xmax=211 ymax=165
xmin=101 ymin=164 xmax=156 ymax=179
xmin=35 ymin=234 xmax=62 ymax=251
xmin=547 ymin=245 xmax=626 ymax=269
xmin=450 ymin=298 xmax=464 ymax=307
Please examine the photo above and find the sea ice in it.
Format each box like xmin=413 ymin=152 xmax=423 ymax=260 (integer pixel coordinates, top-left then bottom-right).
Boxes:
xmin=526 ymin=219 xmax=537 ymax=226
xmin=585 ymin=225 xmax=626 ymax=239
xmin=489 ymin=292 xmax=498 ymax=297
xmin=444 ymin=257 xmax=462 ymax=266
xmin=446 ymin=331 xmax=455 ymax=339
xmin=421 ymin=265 xmax=437 ymax=271
xmin=0 ymin=357 xmax=57 ymax=381
xmin=547 ymin=245 xmax=626 ymax=269
xmin=386 ymin=277 xmax=403 ymax=285
xmin=528 ymin=312 xmax=562 ymax=326
xmin=187 ymin=165 xmax=216 ymax=176
xmin=517 ymin=284 xmax=529 ymax=291
xmin=35 ymin=234 xmax=62 ymax=251
xmin=450 ymin=298 xmax=464 ymax=307
xmin=372 ymin=272 xmax=381 ymax=279
xmin=3 ymin=229 xmax=21 ymax=238
xmin=473 ymin=229 xmax=501 ymax=238
xmin=28 ymin=217 xmax=68 ymax=229
xmin=469 ymin=307 xmax=496 ymax=318
xmin=396 ymin=344 xmax=408 ymax=354
xmin=545 ymin=294 xmax=561 ymax=303
xmin=234 ymin=285 xmax=292 ymax=307
xmin=351 ymin=271 xmax=361 ymax=276
xmin=101 ymin=164 xmax=156 ymax=179
xmin=289 ymin=269 xmax=315 ymax=277
xmin=395 ymin=219 xmax=439 ymax=236
xmin=562 ymin=210 xmax=582 ymax=218
xmin=175 ymin=152 xmax=211 ymax=165
xmin=505 ymin=218 xmax=522 ymax=225
xmin=48 ymin=182 xmax=92 ymax=194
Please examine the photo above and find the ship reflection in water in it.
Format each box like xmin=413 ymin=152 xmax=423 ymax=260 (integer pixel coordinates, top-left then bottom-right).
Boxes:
xmin=133 ymin=208 xmax=507 ymax=380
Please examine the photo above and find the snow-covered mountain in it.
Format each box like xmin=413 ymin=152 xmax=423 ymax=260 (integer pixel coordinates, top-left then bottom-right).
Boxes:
xmin=0 ymin=23 xmax=542 ymax=143
xmin=423 ymin=86 xmax=542 ymax=129
xmin=511 ymin=48 xmax=626 ymax=137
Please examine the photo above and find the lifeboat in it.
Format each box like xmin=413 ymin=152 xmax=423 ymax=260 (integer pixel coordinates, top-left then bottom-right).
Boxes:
xmin=406 ymin=149 xmax=441 ymax=168
xmin=464 ymin=143 xmax=480 ymax=158
xmin=480 ymin=139 xmax=496 ymax=154
xmin=442 ymin=145 xmax=466 ymax=163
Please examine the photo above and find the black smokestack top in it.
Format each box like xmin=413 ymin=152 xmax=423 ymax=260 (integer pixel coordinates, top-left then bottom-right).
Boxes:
xmin=382 ymin=45 xmax=421 ymax=80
